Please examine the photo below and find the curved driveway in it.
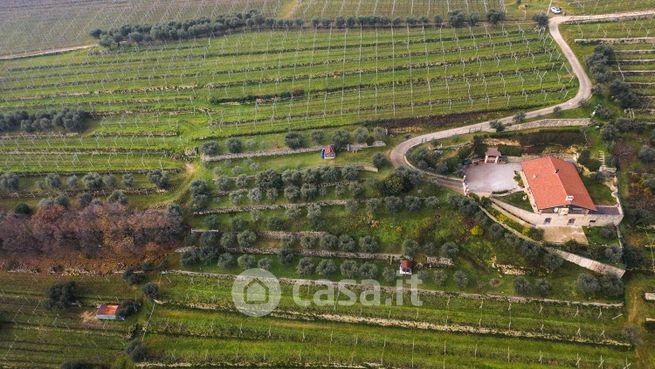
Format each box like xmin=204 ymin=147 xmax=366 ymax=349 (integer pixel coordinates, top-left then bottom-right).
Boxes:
xmin=389 ymin=10 xmax=655 ymax=170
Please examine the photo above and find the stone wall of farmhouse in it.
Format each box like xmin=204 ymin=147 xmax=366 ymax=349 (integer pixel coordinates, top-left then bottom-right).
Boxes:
xmin=487 ymin=201 xmax=626 ymax=277
xmin=492 ymin=199 xmax=623 ymax=227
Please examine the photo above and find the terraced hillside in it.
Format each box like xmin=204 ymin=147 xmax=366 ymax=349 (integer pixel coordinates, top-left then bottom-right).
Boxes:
xmin=562 ymin=16 xmax=655 ymax=119
xmin=142 ymin=272 xmax=634 ymax=368
xmin=0 ymin=0 xmax=283 ymax=56
xmin=0 ymin=24 xmax=575 ymax=176
xmin=0 ymin=271 xmax=638 ymax=369
xmin=564 ymin=0 xmax=655 ymax=15
xmin=287 ymin=0 xmax=506 ymax=18
xmin=0 ymin=273 xmax=139 ymax=368
xmin=1 ymin=4 xmax=654 ymax=369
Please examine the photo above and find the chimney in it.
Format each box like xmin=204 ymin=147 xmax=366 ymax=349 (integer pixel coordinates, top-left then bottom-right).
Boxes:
xmin=555 ymin=169 xmax=560 ymax=174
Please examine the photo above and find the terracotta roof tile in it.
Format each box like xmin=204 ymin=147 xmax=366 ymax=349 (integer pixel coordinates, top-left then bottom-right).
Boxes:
xmin=521 ymin=157 xmax=596 ymax=212
xmin=96 ymin=304 xmax=119 ymax=317
xmin=486 ymin=147 xmax=501 ymax=157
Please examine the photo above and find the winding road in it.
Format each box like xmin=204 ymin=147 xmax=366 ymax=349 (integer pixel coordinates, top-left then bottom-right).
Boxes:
xmin=389 ymin=10 xmax=655 ymax=179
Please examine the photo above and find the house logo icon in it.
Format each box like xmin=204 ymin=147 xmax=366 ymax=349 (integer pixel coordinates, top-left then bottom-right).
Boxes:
xmin=231 ymin=268 xmax=281 ymax=317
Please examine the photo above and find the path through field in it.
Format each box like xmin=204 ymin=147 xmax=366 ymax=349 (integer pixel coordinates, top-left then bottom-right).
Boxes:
xmin=279 ymin=0 xmax=301 ymax=18
xmin=0 ymin=43 xmax=97 ymax=60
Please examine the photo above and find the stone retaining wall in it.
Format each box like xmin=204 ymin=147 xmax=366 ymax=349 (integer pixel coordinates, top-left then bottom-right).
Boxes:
xmin=545 ymin=247 xmax=625 ymax=278
xmin=203 ymin=141 xmax=386 ymax=162
xmin=492 ymin=199 xmax=623 ymax=228
xmin=13 ymin=168 xmax=182 ymax=177
xmin=178 ymin=245 xmax=401 ymax=262
xmin=194 ymin=199 xmax=348 ymax=215
xmin=505 ymin=118 xmax=592 ymax=131
xmin=484 ymin=203 xmax=626 ymax=277
xmin=575 ymin=37 xmax=655 ymax=45
xmin=0 ymin=187 xmax=166 ymax=199
xmin=164 ymin=270 xmax=623 ymax=308
xmin=232 ymin=247 xmax=402 ymax=262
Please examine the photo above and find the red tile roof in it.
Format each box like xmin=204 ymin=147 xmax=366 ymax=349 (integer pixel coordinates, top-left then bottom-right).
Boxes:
xmin=400 ymin=259 xmax=412 ymax=269
xmin=324 ymin=145 xmax=335 ymax=154
xmin=486 ymin=147 xmax=501 ymax=157
xmin=96 ymin=304 xmax=119 ymax=317
xmin=521 ymin=157 xmax=596 ymax=212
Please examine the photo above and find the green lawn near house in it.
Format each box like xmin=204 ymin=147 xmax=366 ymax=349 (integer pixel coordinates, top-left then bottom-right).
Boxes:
xmin=582 ymin=175 xmax=616 ymax=206
xmin=583 ymin=226 xmax=620 ymax=247
xmin=495 ymin=191 xmax=533 ymax=212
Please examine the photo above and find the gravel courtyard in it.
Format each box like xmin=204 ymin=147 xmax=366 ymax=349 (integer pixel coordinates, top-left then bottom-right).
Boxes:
xmin=465 ymin=163 xmax=522 ymax=194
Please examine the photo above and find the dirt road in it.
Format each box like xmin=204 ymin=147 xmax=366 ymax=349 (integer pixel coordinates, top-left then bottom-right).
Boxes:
xmin=0 ymin=44 xmax=97 ymax=61
xmin=389 ymin=10 xmax=655 ymax=170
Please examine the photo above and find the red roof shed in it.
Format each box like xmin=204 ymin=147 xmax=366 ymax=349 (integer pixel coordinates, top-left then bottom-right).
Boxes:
xmin=96 ymin=304 xmax=121 ymax=320
xmin=399 ymin=259 xmax=413 ymax=275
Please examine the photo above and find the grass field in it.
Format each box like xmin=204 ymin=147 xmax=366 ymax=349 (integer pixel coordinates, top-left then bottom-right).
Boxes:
xmin=0 ymin=0 xmax=284 ymax=56
xmin=1 ymin=3 xmax=654 ymax=369
xmin=561 ymin=16 xmax=655 ymax=120
xmin=3 ymin=0 xmax=655 ymax=56
xmin=145 ymin=306 xmax=632 ymax=369
xmin=0 ymin=0 xmax=513 ymax=56
xmin=561 ymin=15 xmax=655 ymax=250
xmin=0 ymin=25 xmax=574 ymax=136
xmin=563 ymin=0 xmax=655 ymax=15
xmin=0 ymin=272 xmax=141 ymax=368
xmin=0 ymin=270 xmax=639 ymax=369
xmin=288 ymin=0 xmax=506 ymax=18
xmin=0 ymin=22 xmax=576 ymax=204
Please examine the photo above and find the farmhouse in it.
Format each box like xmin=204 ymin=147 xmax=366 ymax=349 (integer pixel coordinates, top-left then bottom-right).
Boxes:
xmin=521 ymin=157 xmax=596 ymax=216
xmin=646 ymin=293 xmax=655 ymax=302
xmin=95 ymin=304 xmax=122 ymax=321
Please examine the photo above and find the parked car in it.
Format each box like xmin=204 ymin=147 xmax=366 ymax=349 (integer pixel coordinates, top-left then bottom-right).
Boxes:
xmin=550 ymin=6 xmax=563 ymax=14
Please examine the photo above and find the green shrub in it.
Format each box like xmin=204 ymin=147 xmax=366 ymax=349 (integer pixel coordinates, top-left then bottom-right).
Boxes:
xmin=576 ymin=273 xmax=600 ymax=297
xmin=142 ymin=283 xmax=159 ymax=301
xmin=316 ymin=259 xmax=337 ymax=277
xmin=60 ymin=361 xmax=94 ymax=369
xmin=45 ymin=281 xmax=78 ymax=309
xmin=340 ymin=260 xmax=358 ymax=278
xmin=284 ymin=131 xmax=305 ymax=149
xmin=578 ymin=150 xmax=602 ymax=171
xmin=513 ymin=277 xmax=531 ymax=295
xmin=296 ymin=257 xmax=315 ymax=276
xmin=117 ymin=300 xmax=139 ymax=318
xmin=497 ymin=145 xmax=523 ymax=157
xmin=126 ymin=340 xmax=147 ymax=362
xmin=454 ymin=270 xmax=469 ymax=288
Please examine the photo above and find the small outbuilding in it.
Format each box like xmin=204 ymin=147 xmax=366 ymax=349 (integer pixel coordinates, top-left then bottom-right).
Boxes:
xmin=484 ymin=147 xmax=501 ymax=164
xmin=399 ymin=259 xmax=413 ymax=276
xmin=322 ymin=145 xmax=336 ymax=160
xmin=645 ymin=293 xmax=655 ymax=302
xmin=95 ymin=304 xmax=122 ymax=321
